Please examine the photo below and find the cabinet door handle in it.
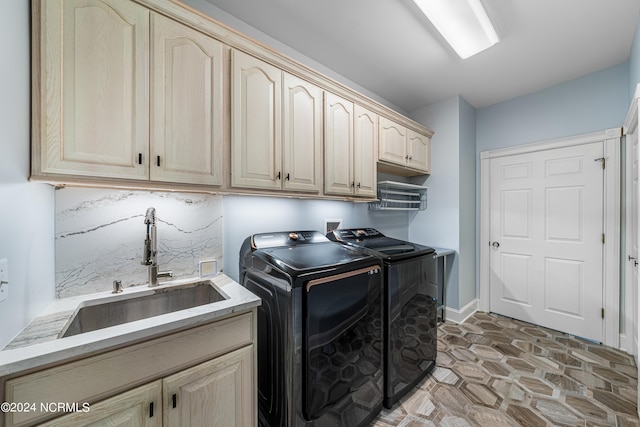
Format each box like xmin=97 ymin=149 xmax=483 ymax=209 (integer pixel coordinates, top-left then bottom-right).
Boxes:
xmin=138 ymin=153 xmax=143 ymax=165
xmin=286 ymin=173 xmax=290 ymax=181
xmin=276 ymin=171 xmax=281 ymax=180
xmin=157 ymin=156 xmax=161 ymax=167
xmin=357 ymin=182 xmax=361 ymax=188
xmin=149 ymin=402 xmax=154 ymax=417
xmin=172 ymin=393 xmax=177 ymax=408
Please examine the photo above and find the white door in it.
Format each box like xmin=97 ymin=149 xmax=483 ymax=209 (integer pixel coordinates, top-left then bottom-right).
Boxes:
xmin=626 ymin=121 xmax=640 ymax=416
xmin=489 ymin=142 xmax=604 ymax=342
xmin=626 ymin=117 xmax=639 ymax=357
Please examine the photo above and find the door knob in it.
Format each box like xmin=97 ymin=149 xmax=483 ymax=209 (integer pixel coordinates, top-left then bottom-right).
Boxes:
xmin=492 ymin=241 xmax=500 ymax=249
xmin=629 ymin=255 xmax=638 ymax=266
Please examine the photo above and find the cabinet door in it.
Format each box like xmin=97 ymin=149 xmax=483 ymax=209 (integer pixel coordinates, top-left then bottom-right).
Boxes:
xmin=163 ymin=345 xmax=254 ymax=427
xmin=231 ymin=50 xmax=282 ymax=190
xmin=378 ymin=117 xmax=407 ymax=166
xmin=353 ymin=105 xmax=377 ymax=198
xmin=37 ymin=381 xmax=162 ymax=427
xmin=282 ymin=74 xmax=323 ymax=193
xmin=37 ymin=0 xmax=149 ymax=179
xmin=324 ymin=92 xmax=354 ymax=196
xmin=407 ymin=129 xmax=430 ymax=173
xmin=150 ymin=14 xmax=224 ymax=185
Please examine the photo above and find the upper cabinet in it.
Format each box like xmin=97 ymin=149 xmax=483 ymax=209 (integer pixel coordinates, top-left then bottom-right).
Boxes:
xmin=31 ymin=0 xmax=433 ymax=195
xmin=33 ymin=0 xmax=150 ymax=180
xmin=150 ymin=14 xmax=224 ymax=186
xmin=32 ymin=0 xmax=225 ymax=187
xmin=378 ymin=116 xmax=431 ymax=175
xmin=231 ymin=50 xmax=322 ymax=193
xmin=324 ymin=93 xmax=377 ymax=197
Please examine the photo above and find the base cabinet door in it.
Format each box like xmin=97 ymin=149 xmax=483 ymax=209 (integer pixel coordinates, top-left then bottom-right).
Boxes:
xmin=37 ymin=381 xmax=162 ymax=427
xmin=163 ymin=345 xmax=254 ymax=427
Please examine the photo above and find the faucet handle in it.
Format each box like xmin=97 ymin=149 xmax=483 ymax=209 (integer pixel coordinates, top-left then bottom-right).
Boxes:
xmin=112 ymin=280 xmax=123 ymax=294
xmin=141 ymin=237 xmax=153 ymax=265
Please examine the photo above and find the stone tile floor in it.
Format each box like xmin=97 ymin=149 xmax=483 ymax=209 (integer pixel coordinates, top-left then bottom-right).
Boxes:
xmin=371 ymin=312 xmax=639 ymax=427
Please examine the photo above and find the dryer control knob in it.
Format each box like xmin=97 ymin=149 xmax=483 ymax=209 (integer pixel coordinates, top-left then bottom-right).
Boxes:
xmin=289 ymin=232 xmax=299 ymax=241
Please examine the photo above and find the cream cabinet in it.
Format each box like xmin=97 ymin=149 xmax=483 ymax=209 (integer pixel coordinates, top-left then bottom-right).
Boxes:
xmin=378 ymin=116 xmax=431 ymax=175
xmin=35 ymin=347 xmax=253 ymax=427
xmin=163 ymin=346 xmax=253 ymax=427
xmin=4 ymin=312 xmax=256 ymax=427
xmin=150 ymin=14 xmax=224 ymax=186
xmin=33 ymin=0 xmax=150 ymax=180
xmin=324 ymin=93 xmax=377 ymax=197
xmin=231 ymin=50 xmax=322 ymax=193
xmin=353 ymin=105 xmax=378 ymax=198
xmin=37 ymin=381 xmax=163 ymax=427
xmin=33 ymin=0 xmax=225 ymax=186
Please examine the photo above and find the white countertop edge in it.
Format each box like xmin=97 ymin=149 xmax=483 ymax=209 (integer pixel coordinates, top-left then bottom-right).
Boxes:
xmin=0 ymin=274 xmax=260 ymax=377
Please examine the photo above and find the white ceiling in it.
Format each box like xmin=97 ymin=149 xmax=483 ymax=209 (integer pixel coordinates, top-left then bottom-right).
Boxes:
xmin=202 ymin=0 xmax=640 ymax=112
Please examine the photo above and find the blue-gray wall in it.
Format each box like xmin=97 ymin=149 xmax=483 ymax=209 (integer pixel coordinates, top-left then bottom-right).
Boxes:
xmin=0 ymin=0 xmax=56 ymax=348
xmin=476 ymin=64 xmax=629 ymax=154
xmin=630 ymin=17 xmax=640 ymax=98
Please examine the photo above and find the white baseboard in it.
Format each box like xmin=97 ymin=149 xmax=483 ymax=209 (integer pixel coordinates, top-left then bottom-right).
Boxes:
xmin=444 ymin=299 xmax=478 ymax=324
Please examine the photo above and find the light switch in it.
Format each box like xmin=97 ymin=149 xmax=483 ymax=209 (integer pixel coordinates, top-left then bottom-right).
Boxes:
xmin=0 ymin=258 xmax=8 ymax=303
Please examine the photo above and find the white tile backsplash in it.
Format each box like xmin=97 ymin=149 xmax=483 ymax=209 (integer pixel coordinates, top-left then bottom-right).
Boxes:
xmin=55 ymin=188 xmax=223 ymax=298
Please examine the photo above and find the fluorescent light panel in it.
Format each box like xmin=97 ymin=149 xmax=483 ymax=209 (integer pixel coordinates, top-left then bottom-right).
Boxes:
xmin=413 ymin=0 xmax=499 ymax=59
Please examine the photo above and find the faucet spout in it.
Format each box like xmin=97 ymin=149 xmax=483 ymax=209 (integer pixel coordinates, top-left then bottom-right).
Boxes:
xmin=141 ymin=207 xmax=173 ymax=286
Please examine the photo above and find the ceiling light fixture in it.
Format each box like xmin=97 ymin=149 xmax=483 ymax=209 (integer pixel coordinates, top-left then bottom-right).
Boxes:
xmin=412 ymin=0 xmax=499 ymax=59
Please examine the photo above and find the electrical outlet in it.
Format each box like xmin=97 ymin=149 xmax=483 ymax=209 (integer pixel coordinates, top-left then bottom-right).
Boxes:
xmin=0 ymin=258 xmax=8 ymax=303
xmin=199 ymin=259 xmax=217 ymax=277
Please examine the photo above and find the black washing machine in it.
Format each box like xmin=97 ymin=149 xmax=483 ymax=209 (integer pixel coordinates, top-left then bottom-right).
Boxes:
xmin=239 ymin=230 xmax=384 ymax=427
xmin=327 ymin=228 xmax=437 ymax=408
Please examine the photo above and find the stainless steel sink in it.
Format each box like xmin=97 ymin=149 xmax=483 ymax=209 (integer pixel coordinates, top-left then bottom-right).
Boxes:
xmin=60 ymin=281 xmax=226 ymax=338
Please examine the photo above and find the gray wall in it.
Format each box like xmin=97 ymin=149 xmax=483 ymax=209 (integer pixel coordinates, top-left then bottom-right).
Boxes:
xmin=630 ymin=16 xmax=640 ymax=99
xmin=0 ymin=0 xmax=56 ymax=348
xmin=476 ymin=63 xmax=629 ymax=154
xmin=407 ymin=96 xmax=476 ymax=311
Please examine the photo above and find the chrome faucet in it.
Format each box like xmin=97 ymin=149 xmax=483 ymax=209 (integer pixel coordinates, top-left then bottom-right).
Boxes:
xmin=142 ymin=207 xmax=173 ymax=287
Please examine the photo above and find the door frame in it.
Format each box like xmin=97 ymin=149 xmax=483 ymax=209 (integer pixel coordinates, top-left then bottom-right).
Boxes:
xmin=479 ymin=128 xmax=622 ymax=348
xmin=623 ymin=84 xmax=639 ymax=363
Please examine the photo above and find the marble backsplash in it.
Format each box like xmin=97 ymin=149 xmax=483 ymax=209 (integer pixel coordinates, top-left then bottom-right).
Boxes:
xmin=55 ymin=187 xmax=223 ymax=298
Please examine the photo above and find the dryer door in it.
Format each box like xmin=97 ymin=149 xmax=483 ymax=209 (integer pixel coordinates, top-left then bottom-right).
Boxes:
xmin=303 ymin=265 xmax=383 ymax=423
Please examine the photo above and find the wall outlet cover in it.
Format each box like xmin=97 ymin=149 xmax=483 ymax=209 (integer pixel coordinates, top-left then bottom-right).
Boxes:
xmin=199 ymin=259 xmax=218 ymax=277
xmin=324 ymin=219 xmax=343 ymax=234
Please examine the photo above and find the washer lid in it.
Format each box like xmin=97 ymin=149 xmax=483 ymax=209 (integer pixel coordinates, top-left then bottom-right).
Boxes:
xmin=260 ymin=242 xmax=371 ymax=271
xmin=330 ymin=228 xmax=435 ymax=258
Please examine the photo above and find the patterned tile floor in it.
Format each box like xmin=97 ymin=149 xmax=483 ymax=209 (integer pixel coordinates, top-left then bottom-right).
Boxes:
xmin=372 ymin=312 xmax=639 ymax=427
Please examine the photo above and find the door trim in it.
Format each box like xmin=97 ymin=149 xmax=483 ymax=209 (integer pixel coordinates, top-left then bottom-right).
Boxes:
xmin=479 ymin=128 xmax=621 ymax=348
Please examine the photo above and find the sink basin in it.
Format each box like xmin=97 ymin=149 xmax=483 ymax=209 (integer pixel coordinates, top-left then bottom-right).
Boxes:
xmin=60 ymin=281 xmax=226 ymax=338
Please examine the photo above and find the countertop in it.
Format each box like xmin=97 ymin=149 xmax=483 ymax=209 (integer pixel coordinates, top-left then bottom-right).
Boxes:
xmin=0 ymin=274 xmax=260 ymax=377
